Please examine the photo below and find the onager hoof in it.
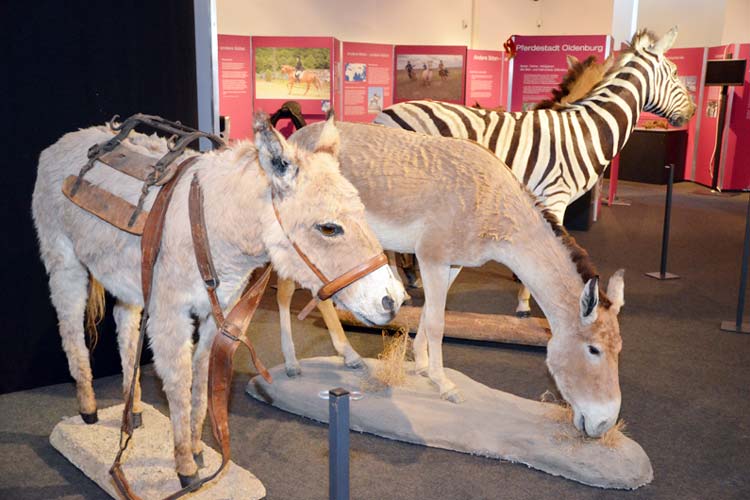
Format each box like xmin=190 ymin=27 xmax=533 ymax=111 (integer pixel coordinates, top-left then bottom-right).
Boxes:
xmin=441 ymin=388 xmax=465 ymax=404
xmin=132 ymin=411 xmax=143 ymax=429
xmin=80 ymin=411 xmax=98 ymax=425
xmin=178 ymin=471 xmax=200 ymax=489
xmin=285 ymin=364 xmax=302 ymax=378
xmin=515 ymin=310 xmax=531 ymax=318
xmin=193 ymin=451 xmax=205 ymax=469
xmin=414 ymin=366 xmax=429 ymax=377
xmin=344 ymin=356 xmax=365 ymax=370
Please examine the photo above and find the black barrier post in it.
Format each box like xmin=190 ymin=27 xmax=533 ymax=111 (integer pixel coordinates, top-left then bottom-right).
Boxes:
xmin=329 ymin=388 xmax=350 ymax=500
xmin=646 ymin=164 xmax=680 ymax=280
xmin=720 ymin=192 xmax=750 ymax=334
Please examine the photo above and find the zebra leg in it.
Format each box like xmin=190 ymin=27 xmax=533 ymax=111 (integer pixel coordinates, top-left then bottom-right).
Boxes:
xmin=316 ymin=299 xmax=364 ymax=369
xmin=114 ymin=301 xmax=144 ymax=426
xmin=516 ymin=284 xmax=532 ymax=318
xmin=276 ymin=277 xmax=302 ymax=377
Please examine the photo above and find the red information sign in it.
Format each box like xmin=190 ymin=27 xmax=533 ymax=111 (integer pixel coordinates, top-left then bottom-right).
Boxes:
xmin=510 ymin=35 xmax=610 ymax=111
xmin=218 ymin=35 xmax=253 ymax=140
xmin=719 ymin=43 xmax=750 ymax=190
xmin=464 ymin=49 xmax=507 ymax=109
xmin=341 ymin=42 xmax=393 ymax=122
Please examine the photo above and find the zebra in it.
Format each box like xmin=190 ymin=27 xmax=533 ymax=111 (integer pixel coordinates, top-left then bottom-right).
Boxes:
xmin=375 ymin=27 xmax=696 ymax=316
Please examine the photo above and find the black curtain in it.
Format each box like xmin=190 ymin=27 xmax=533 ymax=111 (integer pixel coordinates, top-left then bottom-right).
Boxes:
xmin=0 ymin=0 xmax=199 ymax=393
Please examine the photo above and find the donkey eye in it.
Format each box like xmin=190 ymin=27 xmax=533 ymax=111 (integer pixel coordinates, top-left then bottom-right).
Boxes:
xmin=588 ymin=345 xmax=601 ymax=356
xmin=316 ymin=223 xmax=344 ymax=237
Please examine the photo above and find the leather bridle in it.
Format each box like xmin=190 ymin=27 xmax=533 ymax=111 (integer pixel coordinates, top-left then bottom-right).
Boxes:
xmin=271 ymin=192 xmax=388 ymax=320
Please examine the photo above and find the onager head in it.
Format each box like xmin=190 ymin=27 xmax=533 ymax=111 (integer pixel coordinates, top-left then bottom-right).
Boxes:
xmin=254 ymin=114 xmax=406 ymax=325
xmin=546 ymin=270 xmax=625 ymax=437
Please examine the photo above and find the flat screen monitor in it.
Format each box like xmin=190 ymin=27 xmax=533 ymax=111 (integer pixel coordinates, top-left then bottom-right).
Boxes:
xmin=704 ymin=59 xmax=747 ymax=86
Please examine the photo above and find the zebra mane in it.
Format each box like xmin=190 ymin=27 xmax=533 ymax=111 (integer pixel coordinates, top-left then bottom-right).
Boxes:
xmin=535 ymin=55 xmax=602 ymax=110
xmin=527 ymin=190 xmax=612 ymax=307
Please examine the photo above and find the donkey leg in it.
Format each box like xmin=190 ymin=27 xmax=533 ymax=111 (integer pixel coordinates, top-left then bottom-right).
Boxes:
xmin=113 ymin=301 xmax=144 ymax=427
xmin=413 ymin=305 xmax=429 ymax=375
xmin=149 ymin=310 xmax=199 ymax=482
xmin=277 ymin=277 xmax=302 ymax=377
xmin=516 ymin=284 xmax=532 ymax=318
xmin=46 ymin=249 xmax=98 ymax=421
xmin=420 ymin=261 xmax=463 ymax=403
xmin=317 ymin=299 xmax=363 ymax=369
xmin=190 ymin=316 xmax=218 ymax=468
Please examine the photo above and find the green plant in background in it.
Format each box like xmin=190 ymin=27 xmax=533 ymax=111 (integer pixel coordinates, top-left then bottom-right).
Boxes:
xmin=255 ymin=47 xmax=330 ymax=73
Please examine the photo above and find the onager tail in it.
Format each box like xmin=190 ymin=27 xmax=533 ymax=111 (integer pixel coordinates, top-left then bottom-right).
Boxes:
xmin=86 ymin=275 xmax=105 ymax=350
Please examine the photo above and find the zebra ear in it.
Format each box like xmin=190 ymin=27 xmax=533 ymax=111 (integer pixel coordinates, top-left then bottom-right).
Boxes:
xmin=580 ymin=277 xmax=600 ymax=325
xmin=314 ymin=112 xmax=340 ymax=158
xmin=652 ymin=26 xmax=678 ymax=55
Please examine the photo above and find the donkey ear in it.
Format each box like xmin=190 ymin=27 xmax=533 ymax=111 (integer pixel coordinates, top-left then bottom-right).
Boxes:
xmin=314 ymin=111 xmax=340 ymax=157
xmin=253 ymin=112 xmax=299 ymax=195
xmin=652 ymin=26 xmax=678 ymax=55
xmin=566 ymin=55 xmax=579 ymax=70
xmin=580 ymin=276 xmax=600 ymax=325
xmin=606 ymin=269 xmax=625 ymax=315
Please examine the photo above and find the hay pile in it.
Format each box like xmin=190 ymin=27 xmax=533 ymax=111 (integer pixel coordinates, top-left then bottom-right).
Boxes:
xmin=361 ymin=329 xmax=412 ymax=392
xmin=540 ymin=390 xmax=627 ymax=449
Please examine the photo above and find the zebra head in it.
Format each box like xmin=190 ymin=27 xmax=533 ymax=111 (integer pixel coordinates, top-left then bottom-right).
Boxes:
xmin=636 ymin=27 xmax=697 ymax=127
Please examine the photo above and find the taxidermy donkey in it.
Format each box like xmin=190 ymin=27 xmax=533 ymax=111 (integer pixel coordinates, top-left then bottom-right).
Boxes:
xmin=282 ymin=121 xmax=626 ymax=438
xmin=377 ymin=28 xmax=695 ymax=317
xmin=32 ymin=115 xmax=406 ymax=482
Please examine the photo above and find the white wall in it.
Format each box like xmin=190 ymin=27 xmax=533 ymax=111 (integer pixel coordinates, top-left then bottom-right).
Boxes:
xmin=637 ymin=0 xmax=727 ymax=48
xmin=721 ymin=0 xmax=750 ymax=44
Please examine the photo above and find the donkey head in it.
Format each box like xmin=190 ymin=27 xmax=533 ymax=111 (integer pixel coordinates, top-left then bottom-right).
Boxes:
xmin=633 ymin=27 xmax=696 ymax=126
xmin=254 ymin=113 xmax=406 ymax=325
xmin=546 ymin=270 xmax=625 ymax=437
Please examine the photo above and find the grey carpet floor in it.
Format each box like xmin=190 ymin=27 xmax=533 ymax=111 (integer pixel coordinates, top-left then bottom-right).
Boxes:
xmin=1 ymin=181 xmax=748 ymax=500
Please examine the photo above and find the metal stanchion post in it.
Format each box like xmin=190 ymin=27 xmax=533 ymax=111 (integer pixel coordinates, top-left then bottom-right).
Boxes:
xmin=329 ymin=388 xmax=350 ymax=500
xmin=646 ymin=164 xmax=680 ymax=280
xmin=721 ymin=191 xmax=750 ymax=334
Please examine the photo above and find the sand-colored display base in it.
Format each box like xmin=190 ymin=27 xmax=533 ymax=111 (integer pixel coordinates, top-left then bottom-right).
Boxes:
xmin=246 ymin=357 xmax=652 ymax=490
xmin=49 ymin=403 xmax=265 ymax=499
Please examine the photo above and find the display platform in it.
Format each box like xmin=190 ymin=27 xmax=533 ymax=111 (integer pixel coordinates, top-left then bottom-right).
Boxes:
xmin=49 ymin=403 xmax=265 ymax=499
xmin=246 ymin=356 xmax=653 ymax=490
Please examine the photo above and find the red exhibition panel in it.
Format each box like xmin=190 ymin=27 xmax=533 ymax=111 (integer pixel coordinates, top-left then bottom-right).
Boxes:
xmin=218 ymin=35 xmax=253 ymax=141
xmin=694 ymin=45 xmax=733 ymax=187
xmin=510 ymin=35 xmax=610 ymax=112
xmin=464 ymin=49 xmax=507 ymax=109
xmin=252 ymin=36 xmax=340 ymax=136
xmin=341 ymin=42 xmax=394 ymax=123
xmin=393 ymin=45 xmax=467 ymax=104
xmin=720 ymin=43 xmax=750 ymax=191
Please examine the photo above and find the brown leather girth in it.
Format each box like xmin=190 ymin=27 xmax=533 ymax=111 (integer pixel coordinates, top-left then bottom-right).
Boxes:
xmin=110 ymin=160 xmax=272 ymax=500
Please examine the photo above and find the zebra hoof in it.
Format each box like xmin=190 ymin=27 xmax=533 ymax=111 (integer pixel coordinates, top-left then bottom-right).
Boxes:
xmin=194 ymin=451 xmax=205 ymax=469
xmin=515 ymin=310 xmax=532 ymax=318
xmin=132 ymin=412 xmax=143 ymax=429
xmin=178 ymin=471 xmax=200 ymax=489
xmin=80 ymin=411 xmax=98 ymax=425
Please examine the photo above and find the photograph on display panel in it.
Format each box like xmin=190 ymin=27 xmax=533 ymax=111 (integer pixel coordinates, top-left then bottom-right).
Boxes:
xmin=395 ymin=54 xmax=464 ymax=102
xmin=254 ymin=47 xmax=331 ymax=100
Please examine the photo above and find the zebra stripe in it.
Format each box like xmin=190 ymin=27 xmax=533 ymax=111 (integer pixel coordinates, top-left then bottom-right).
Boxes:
xmin=373 ymin=39 xmax=694 ymax=222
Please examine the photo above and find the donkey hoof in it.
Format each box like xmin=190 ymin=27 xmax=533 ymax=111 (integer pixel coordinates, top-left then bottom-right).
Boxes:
xmin=193 ymin=451 xmax=205 ymax=469
xmin=178 ymin=471 xmax=200 ymax=489
xmin=80 ymin=411 xmax=98 ymax=425
xmin=345 ymin=357 xmax=365 ymax=370
xmin=132 ymin=412 xmax=143 ymax=429
xmin=441 ymin=388 xmax=465 ymax=404
xmin=515 ymin=310 xmax=531 ymax=319
xmin=285 ymin=365 xmax=302 ymax=378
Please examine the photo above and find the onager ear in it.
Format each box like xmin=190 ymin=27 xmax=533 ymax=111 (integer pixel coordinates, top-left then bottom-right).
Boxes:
xmin=652 ymin=26 xmax=678 ymax=55
xmin=253 ymin=112 xmax=299 ymax=196
xmin=566 ymin=55 xmax=579 ymax=70
xmin=314 ymin=112 xmax=340 ymax=158
xmin=580 ymin=276 xmax=600 ymax=325
xmin=606 ymin=269 xmax=626 ymax=315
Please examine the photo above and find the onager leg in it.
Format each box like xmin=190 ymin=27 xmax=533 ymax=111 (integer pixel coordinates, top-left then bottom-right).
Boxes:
xmin=190 ymin=316 xmax=218 ymax=468
xmin=317 ymin=299 xmax=364 ymax=369
xmin=43 ymin=242 xmax=98 ymax=422
xmin=418 ymin=260 xmax=463 ymax=403
xmin=516 ymin=284 xmax=532 ymax=317
xmin=277 ymin=277 xmax=302 ymax=377
xmin=148 ymin=309 xmax=198 ymax=483
xmin=113 ymin=301 xmax=144 ymax=426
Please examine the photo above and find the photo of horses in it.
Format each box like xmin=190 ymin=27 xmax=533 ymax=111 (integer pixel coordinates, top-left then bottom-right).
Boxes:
xmin=255 ymin=47 xmax=331 ymax=100
xmin=395 ymin=54 xmax=464 ymax=102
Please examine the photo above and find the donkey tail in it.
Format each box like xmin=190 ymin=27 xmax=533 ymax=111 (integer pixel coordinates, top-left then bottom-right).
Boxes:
xmin=86 ymin=275 xmax=105 ymax=351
